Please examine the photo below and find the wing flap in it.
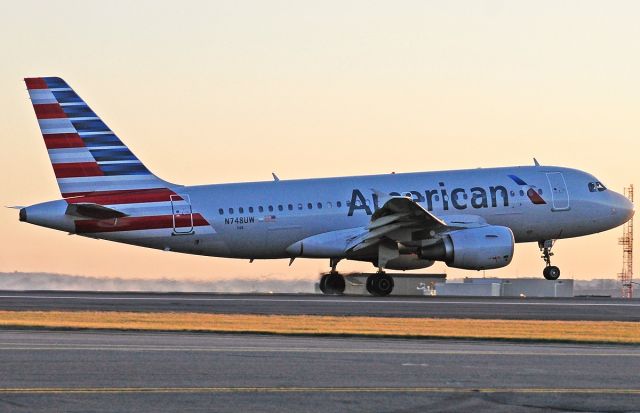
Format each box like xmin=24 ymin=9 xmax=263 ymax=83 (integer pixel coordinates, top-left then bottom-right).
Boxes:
xmin=347 ymin=195 xmax=450 ymax=253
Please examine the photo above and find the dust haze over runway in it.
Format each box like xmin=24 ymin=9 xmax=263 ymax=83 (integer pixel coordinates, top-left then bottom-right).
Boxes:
xmin=0 ymin=330 xmax=639 ymax=413
xmin=0 ymin=291 xmax=639 ymax=321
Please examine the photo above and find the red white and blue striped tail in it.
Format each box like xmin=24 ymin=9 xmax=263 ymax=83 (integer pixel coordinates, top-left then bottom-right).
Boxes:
xmin=24 ymin=77 xmax=170 ymax=198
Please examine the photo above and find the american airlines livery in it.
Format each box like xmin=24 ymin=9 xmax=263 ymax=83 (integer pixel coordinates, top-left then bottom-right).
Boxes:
xmin=18 ymin=77 xmax=634 ymax=296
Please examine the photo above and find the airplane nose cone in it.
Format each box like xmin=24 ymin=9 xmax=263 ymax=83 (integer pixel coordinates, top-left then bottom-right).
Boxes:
xmin=623 ymin=197 xmax=635 ymax=221
xmin=611 ymin=192 xmax=634 ymax=225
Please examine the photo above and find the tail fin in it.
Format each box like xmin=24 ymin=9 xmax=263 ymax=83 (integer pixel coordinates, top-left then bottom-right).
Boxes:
xmin=24 ymin=77 xmax=170 ymax=198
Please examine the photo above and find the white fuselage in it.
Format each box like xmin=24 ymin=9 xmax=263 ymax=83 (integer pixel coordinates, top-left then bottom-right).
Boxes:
xmin=24 ymin=165 xmax=631 ymax=264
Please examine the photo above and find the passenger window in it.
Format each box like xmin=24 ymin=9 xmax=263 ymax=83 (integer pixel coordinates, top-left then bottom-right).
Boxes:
xmin=317 ymin=202 xmax=323 ymax=209
xmin=298 ymin=203 xmax=303 ymax=210
xmin=218 ymin=208 xmax=224 ymax=215
xmin=538 ymin=189 xmax=543 ymax=195
xmin=337 ymin=201 xmax=342 ymax=208
xmin=228 ymin=208 xmax=234 ymax=214
xmin=258 ymin=206 xmax=264 ymax=213
xmin=239 ymin=207 xmax=244 ymax=214
xmin=268 ymin=205 xmax=274 ymax=212
xmin=519 ymin=190 xmax=525 ymax=196
xmin=510 ymin=190 xmax=515 ymax=196
xmin=327 ymin=202 xmax=333 ymax=208
xmin=278 ymin=205 xmax=283 ymax=211
xmin=307 ymin=203 xmax=313 ymax=209
xmin=288 ymin=204 xmax=293 ymax=211
xmin=249 ymin=207 xmax=254 ymax=213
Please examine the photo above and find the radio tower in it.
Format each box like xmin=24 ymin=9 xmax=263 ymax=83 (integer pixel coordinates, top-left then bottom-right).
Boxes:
xmin=618 ymin=185 xmax=634 ymax=298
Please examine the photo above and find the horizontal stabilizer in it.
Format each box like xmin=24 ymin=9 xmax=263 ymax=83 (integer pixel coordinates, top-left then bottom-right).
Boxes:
xmin=65 ymin=203 xmax=128 ymax=219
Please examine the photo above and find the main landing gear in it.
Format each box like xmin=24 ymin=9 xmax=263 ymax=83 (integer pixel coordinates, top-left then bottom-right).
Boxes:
xmin=319 ymin=272 xmax=346 ymax=295
xmin=318 ymin=259 xmax=395 ymax=296
xmin=319 ymin=258 xmax=346 ymax=295
xmin=539 ymin=240 xmax=561 ymax=280
xmin=366 ymin=272 xmax=394 ymax=297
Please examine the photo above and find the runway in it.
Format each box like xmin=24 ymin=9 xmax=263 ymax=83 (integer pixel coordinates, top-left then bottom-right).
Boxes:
xmin=0 ymin=330 xmax=638 ymax=412
xmin=0 ymin=291 xmax=639 ymax=320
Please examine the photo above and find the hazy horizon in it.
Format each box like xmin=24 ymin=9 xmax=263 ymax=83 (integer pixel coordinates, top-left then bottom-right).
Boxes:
xmin=0 ymin=272 xmax=624 ymax=297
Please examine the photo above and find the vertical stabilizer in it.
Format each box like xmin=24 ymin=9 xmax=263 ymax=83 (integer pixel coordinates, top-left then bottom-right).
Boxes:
xmin=25 ymin=77 xmax=170 ymax=197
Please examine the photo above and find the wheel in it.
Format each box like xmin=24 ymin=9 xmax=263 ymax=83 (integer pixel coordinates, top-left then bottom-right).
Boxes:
xmin=543 ymin=266 xmax=560 ymax=280
xmin=366 ymin=275 xmax=376 ymax=295
xmin=319 ymin=273 xmax=345 ymax=295
xmin=325 ymin=273 xmax=345 ymax=295
xmin=319 ymin=274 xmax=329 ymax=294
xmin=376 ymin=273 xmax=394 ymax=296
xmin=366 ymin=273 xmax=394 ymax=297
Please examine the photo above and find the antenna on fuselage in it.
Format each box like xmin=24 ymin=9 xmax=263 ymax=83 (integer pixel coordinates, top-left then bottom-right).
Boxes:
xmin=533 ymin=158 xmax=540 ymax=166
xmin=272 ymin=172 xmax=280 ymax=182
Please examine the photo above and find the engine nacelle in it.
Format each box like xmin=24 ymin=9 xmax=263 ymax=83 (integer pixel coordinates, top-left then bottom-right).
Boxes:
xmin=419 ymin=225 xmax=514 ymax=270
xmin=285 ymin=227 xmax=363 ymax=258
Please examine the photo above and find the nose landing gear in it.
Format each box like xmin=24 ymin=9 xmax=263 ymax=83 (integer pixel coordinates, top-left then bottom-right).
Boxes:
xmin=539 ymin=240 xmax=561 ymax=280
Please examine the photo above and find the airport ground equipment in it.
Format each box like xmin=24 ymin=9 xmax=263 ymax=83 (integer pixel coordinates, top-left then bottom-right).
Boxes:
xmin=618 ymin=185 xmax=634 ymax=298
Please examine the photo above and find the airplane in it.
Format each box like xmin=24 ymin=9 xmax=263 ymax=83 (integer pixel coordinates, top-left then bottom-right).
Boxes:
xmin=17 ymin=77 xmax=634 ymax=296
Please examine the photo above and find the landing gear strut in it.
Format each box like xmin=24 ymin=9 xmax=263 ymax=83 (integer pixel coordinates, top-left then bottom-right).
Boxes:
xmin=366 ymin=271 xmax=394 ymax=297
xmin=319 ymin=259 xmax=345 ymax=295
xmin=539 ymin=240 xmax=560 ymax=280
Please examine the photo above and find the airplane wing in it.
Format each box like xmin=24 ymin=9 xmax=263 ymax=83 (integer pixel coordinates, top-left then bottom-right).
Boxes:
xmin=287 ymin=194 xmax=489 ymax=268
xmin=347 ymin=195 xmax=487 ymax=253
xmin=65 ymin=203 xmax=129 ymax=219
xmin=347 ymin=196 xmax=448 ymax=252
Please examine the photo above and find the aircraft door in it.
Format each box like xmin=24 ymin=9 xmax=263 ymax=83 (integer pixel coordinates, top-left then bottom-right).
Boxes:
xmin=545 ymin=172 xmax=570 ymax=211
xmin=170 ymin=194 xmax=194 ymax=234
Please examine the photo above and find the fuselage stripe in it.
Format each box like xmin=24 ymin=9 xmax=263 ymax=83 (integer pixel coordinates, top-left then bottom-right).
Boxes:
xmin=75 ymin=213 xmax=209 ymax=233
xmin=65 ymin=188 xmax=181 ymax=205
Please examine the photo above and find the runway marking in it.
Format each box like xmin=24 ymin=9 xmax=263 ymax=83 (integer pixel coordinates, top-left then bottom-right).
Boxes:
xmin=1 ymin=295 xmax=639 ymax=307
xmin=0 ymin=387 xmax=639 ymax=395
xmin=0 ymin=343 xmax=638 ymax=356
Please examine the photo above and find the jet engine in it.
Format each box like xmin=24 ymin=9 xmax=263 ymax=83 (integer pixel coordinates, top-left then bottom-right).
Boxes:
xmin=419 ymin=225 xmax=514 ymax=270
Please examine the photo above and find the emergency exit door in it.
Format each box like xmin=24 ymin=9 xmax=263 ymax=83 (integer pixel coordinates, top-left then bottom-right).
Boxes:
xmin=170 ymin=194 xmax=194 ymax=234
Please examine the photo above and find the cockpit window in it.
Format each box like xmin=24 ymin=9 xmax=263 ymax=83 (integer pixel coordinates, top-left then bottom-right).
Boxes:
xmin=588 ymin=181 xmax=607 ymax=192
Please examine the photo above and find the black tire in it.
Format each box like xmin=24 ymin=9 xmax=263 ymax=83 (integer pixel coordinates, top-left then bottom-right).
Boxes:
xmin=366 ymin=275 xmax=376 ymax=295
xmin=543 ymin=266 xmax=560 ymax=280
xmin=376 ymin=273 xmax=394 ymax=296
xmin=319 ymin=274 xmax=329 ymax=294
xmin=325 ymin=273 xmax=346 ymax=295
xmin=366 ymin=274 xmax=394 ymax=297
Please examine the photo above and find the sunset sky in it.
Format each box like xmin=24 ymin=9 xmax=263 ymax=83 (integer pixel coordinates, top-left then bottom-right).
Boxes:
xmin=0 ymin=1 xmax=637 ymax=281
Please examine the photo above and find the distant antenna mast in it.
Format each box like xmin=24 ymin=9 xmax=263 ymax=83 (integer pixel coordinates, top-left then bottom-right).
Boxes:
xmin=618 ymin=185 xmax=634 ymax=299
